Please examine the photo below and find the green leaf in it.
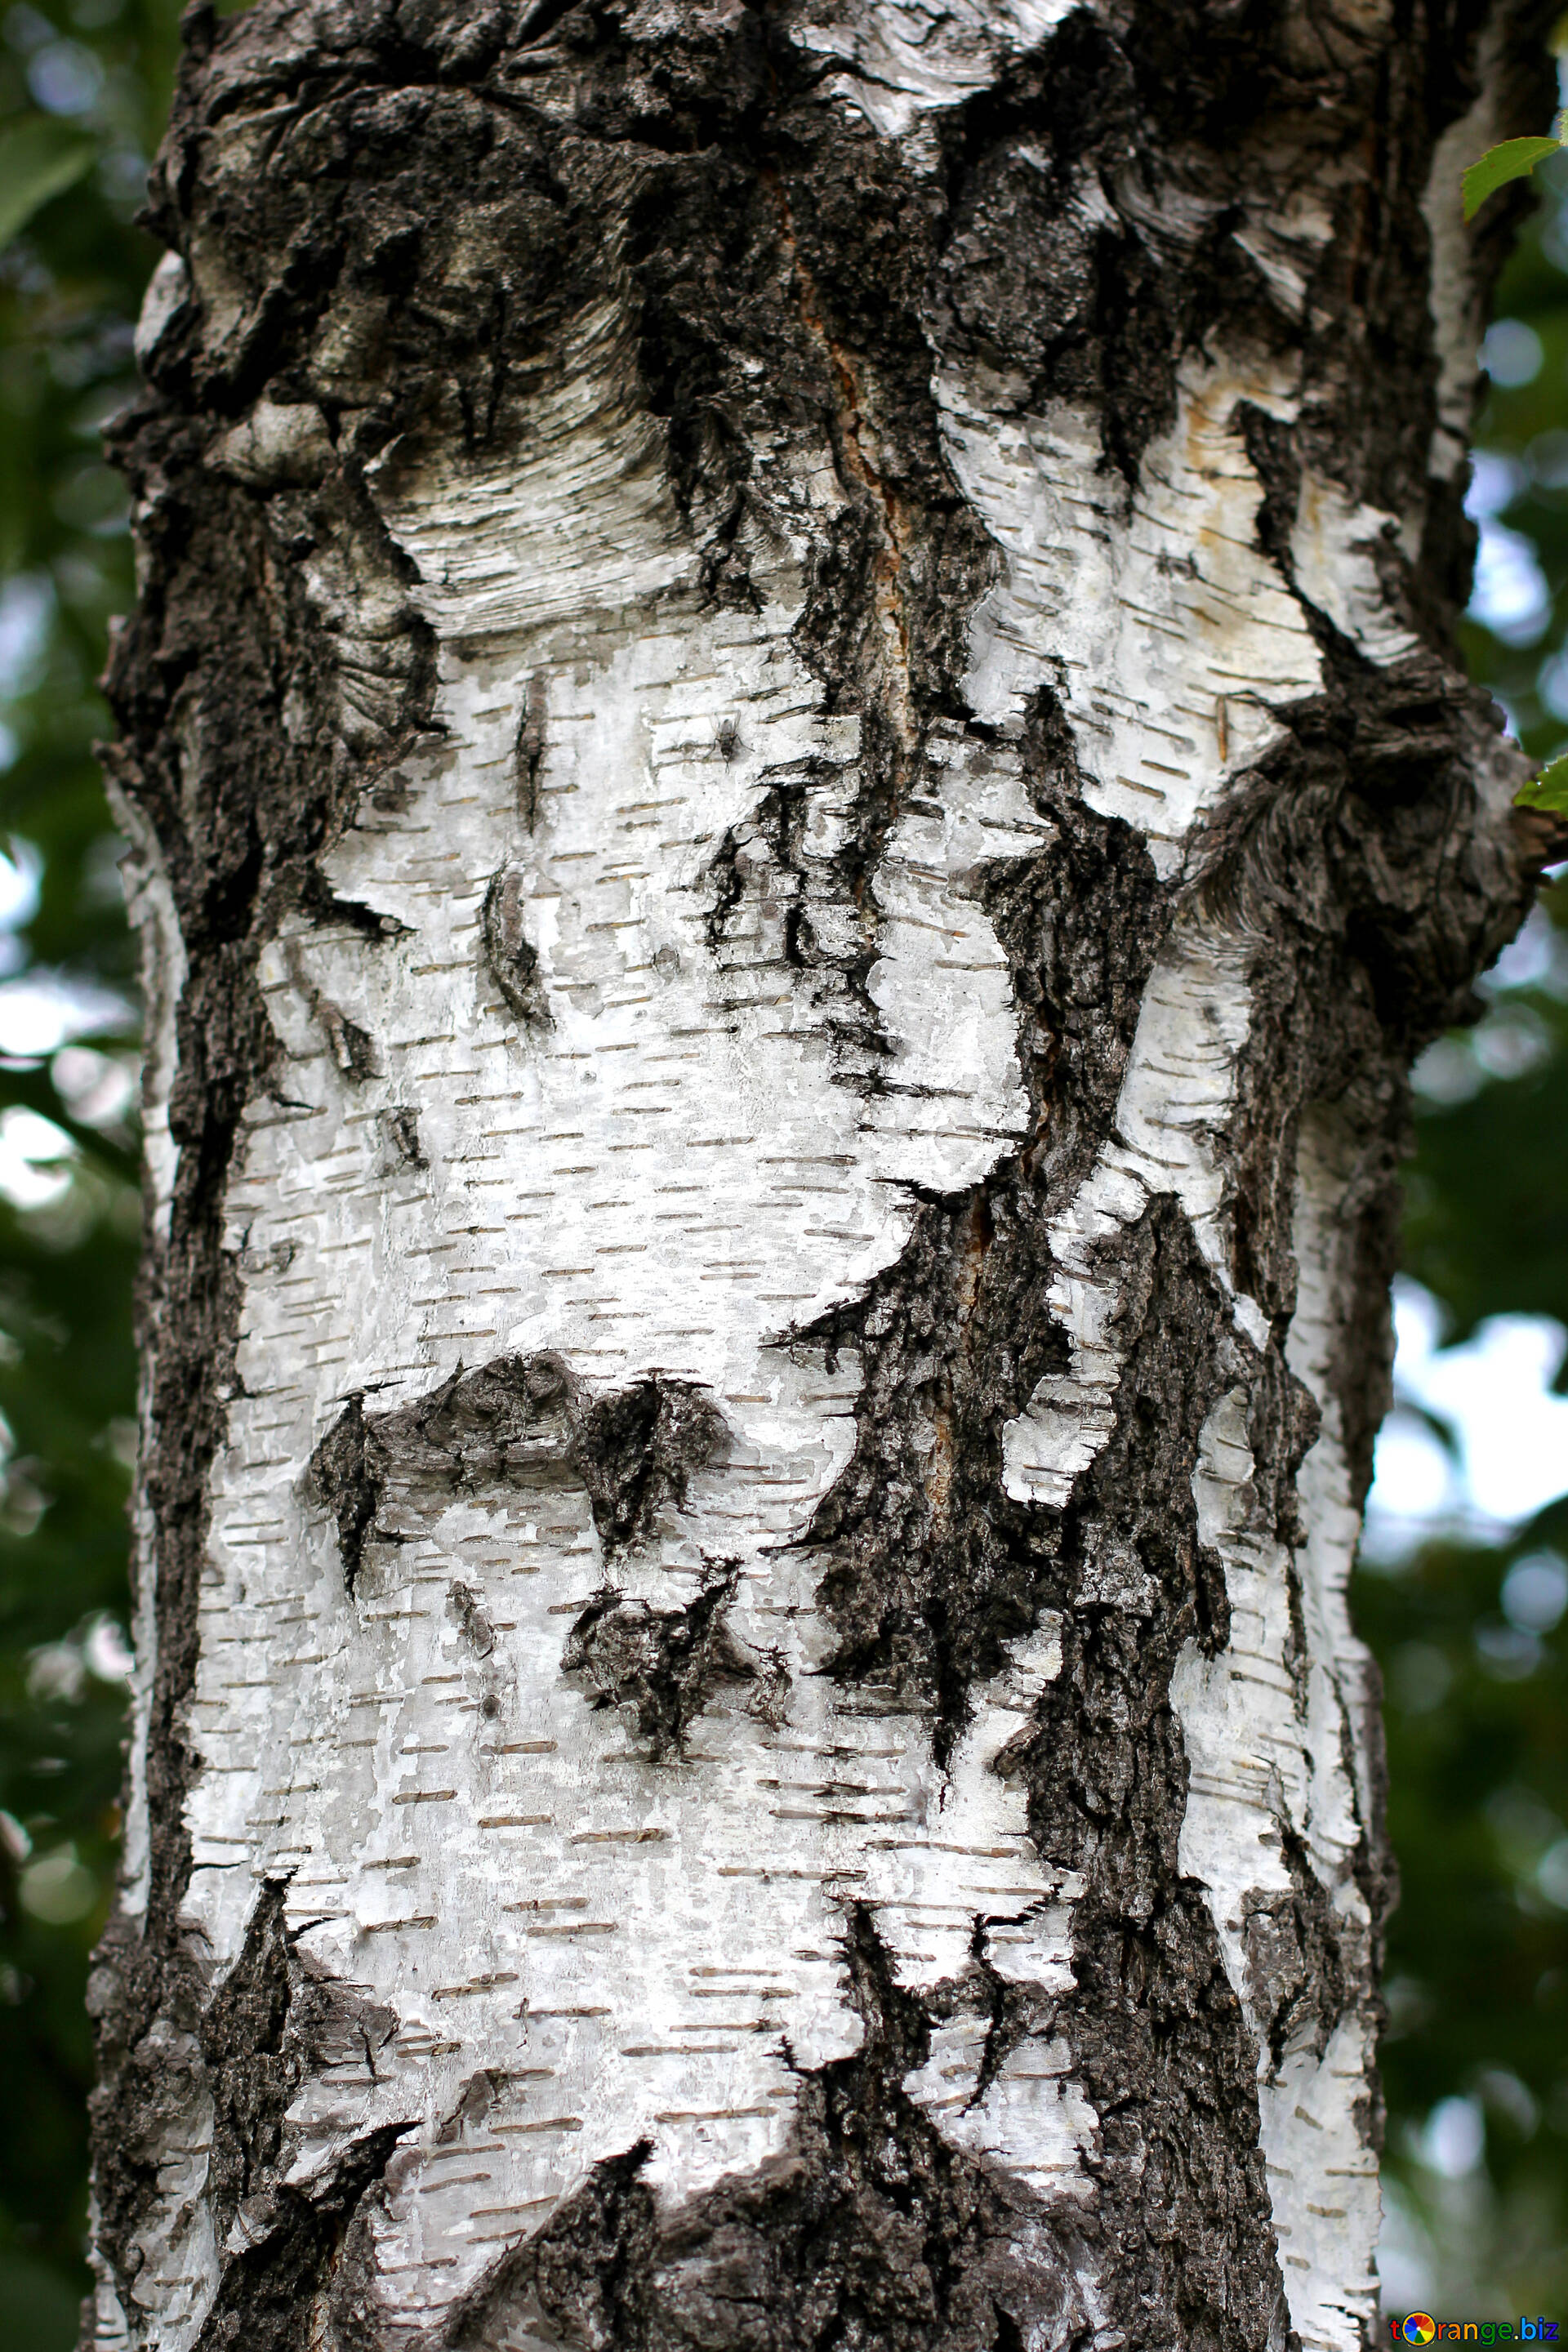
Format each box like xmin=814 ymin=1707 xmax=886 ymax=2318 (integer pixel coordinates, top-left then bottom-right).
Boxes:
xmin=1463 ymin=136 xmax=1564 ymax=223
xmin=1516 ymin=752 xmax=1568 ymax=813
xmin=0 ymin=120 xmax=96 ymax=254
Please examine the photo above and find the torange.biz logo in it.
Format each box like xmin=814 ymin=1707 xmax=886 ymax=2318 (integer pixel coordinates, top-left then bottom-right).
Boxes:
xmin=1391 ymin=2321 xmax=1560 ymax=2344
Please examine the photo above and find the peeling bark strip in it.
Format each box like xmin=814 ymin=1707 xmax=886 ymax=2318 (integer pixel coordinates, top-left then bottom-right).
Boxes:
xmin=91 ymin=2 xmax=1547 ymax=2347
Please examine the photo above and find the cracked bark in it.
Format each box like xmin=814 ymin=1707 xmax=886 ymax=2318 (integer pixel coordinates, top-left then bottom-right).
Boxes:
xmin=89 ymin=2 xmax=1552 ymax=2348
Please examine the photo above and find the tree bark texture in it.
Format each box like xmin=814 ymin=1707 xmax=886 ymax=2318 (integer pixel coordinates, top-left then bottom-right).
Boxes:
xmin=88 ymin=2 xmax=1548 ymax=2348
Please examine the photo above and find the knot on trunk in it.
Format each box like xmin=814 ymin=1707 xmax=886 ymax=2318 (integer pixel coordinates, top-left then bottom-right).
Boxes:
xmin=562 ymin=1570 xmax=759 ymax=1757
xmin=482 ymin=863 xmax=549 ymax=1027
xmin=572 ymin=1376 xmax=728 ymax=1552
xmin=307 ymin=1356 xmax=728 ymax=1591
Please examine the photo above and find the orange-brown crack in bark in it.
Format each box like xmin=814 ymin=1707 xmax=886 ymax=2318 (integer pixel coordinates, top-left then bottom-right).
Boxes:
xmin=767 ymin=174 xmax=916 ymax=767
xmin=923 ymin=1191 xmax=995 ymax=1521
xmin=1018 ymin=1020 xmax=1065 ymax=1186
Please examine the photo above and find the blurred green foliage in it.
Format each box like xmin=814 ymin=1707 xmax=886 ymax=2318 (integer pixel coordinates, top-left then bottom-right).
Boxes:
xmin=0 ymin=2 xmax=177 ymax=2340
xmin=1354 ymin=161 xmax=1568 ymax=2311
xmin=1359 ymin=1498 xmax=1568 ymax=2313
xmin=0 ymin=3 xmax=1561 ymax=2341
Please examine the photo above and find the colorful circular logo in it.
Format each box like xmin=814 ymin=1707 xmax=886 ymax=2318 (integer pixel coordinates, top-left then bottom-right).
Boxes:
xmin=1403 ymin=2318 xmax=1437 ymax=2345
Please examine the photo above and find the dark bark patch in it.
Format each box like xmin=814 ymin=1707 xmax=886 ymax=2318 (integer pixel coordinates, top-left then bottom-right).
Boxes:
xmin=702 ymin=822 xmax=748 ymax=954
xmin=192 ymin=2121 xmax=415 ymax=2352
xmin=1194 ymin=654 xmax=1529 ymax=1065
xmin=199 ymin=1881 xmax=296 ymax=2235
xmin=996 ymin=1200 xmax=1288 ymax=2351
xmin=978 ymin=689 xmax=1169 ymax=1212
xmin=321 ymin=1002 xmax=381 ymax=1083
xmin=945 ymin=1914 xmax=1054 ymax=2123
xmin=309 ymin=1356 xmax=728 ymax=1587
xmin=383 ymin=1107 xmax=425 ymax=1169
xmin=700 ymin=757 xmax=895 ymax=1096
xmin=435 ymin=2067 xmax=510 ymax=2147
xmin=1188 ymin=641 xmax=1530 ymax=1477
xmin=797 ymin=699 xmax=1168 ymax=1751
xmin=1242 ymin=1824 xmax=1355 ymax=2078
xmin=742 ymin=1642 xmax=792 ymax=1733
xmin=562 ymin=1569 xmax=757 ymax=1759
xmin=89 ymin=1881 xmax=403 ymax=2352
xmin=446 ymin=1907 xmax=1093 ymax=2352
xmin=308 ymin=1353 xmax=581 ymax=1588
xmin=928 ymin=17 xmax=1192 ymax=480
xmin=481 ymin=864 xmax=550 ymax=1027
xmin=446 ymin=1579 xmax=496 ymax=1659
xmin=85 ymin=1923 xmax=204 ymax=2322
xmin=309 ymin=1393 xmax=378 ymax=1593
xmin=514 ymin=670 xmax=547 ymax=828
xmin=571 ymin=1377 xmax=728 ymax=1554
xmin=1244 ymin=1348 xmax=1322 ymax=1713
xmin=297 ymin=866 xmax=412 ymax=941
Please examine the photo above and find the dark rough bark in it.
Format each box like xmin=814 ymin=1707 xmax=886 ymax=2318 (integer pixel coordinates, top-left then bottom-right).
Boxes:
xmin=88 ymin=1 xmax=1553 ymax=2348
xmin=446 ymin=1904 xmax=1102 ymax=2352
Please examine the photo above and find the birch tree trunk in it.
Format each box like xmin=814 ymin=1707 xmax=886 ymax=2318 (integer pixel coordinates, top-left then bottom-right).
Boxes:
xmin=86 ymin=2 xmax=1549 ymax=2347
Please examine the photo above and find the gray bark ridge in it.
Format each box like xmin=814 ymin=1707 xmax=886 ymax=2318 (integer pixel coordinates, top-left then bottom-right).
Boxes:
xmin=89 ymin=3 xmax=1547 ymax=2350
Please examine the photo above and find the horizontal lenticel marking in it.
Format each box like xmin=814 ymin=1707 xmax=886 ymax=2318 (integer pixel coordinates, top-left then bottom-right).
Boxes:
xmin=488 ymin=2118 xmax=584 ymax=2136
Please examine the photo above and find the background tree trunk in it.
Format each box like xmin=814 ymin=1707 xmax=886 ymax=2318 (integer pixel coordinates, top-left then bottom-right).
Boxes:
xmin=87 ymin=2 xmax=1548 ymax=2346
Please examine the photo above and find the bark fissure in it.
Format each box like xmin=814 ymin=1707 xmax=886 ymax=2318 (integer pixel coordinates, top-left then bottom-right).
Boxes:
xmin=797 ymin=693 xmax=1171 ymax=1751
xmin=1007 ymin=1199 xmax=1283 ymax=2351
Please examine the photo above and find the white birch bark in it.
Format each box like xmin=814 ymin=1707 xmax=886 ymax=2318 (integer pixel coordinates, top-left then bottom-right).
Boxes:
xmin=88 ymin=4 xmax=1541 ymax=2350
